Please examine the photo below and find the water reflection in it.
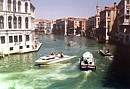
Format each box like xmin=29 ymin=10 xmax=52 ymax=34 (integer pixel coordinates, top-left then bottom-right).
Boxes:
xmin=103 ymin=45 xmax=130 ymax=88
xmin=0 ymin=52 xmax=37 ymax=73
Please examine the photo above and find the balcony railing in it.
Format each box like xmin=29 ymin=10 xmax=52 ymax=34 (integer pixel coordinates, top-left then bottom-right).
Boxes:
xmin=122 ymin=22 xmax=130 ymax=25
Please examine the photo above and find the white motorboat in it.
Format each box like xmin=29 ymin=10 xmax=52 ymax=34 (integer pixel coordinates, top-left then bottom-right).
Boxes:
xmin=79 ymin=52 xmax=96 ymax=71
xmin=35 ymin=55 xmax=55 ymax=65
xmin=35 ymin=52 xmax=76 ymax=65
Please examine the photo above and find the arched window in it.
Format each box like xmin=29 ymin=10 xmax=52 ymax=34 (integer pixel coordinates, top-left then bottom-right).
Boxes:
xmin=0 ymin=0 xmax=3 ymax=11
xmin=25 ymin=17 xmax=28 ymax=29
xmin=8 ymin=0 xmax=11 ymax=11
xmin=18 ymin=1 xmax=21 ymax=12
xmin=0 ymin=16 xmax=4 ymax=29
xmin=8 ymin=16 xmax=12 ymax=29
xmin=18 ymin=16 xmax=22 ymax=29
xmin=13 ymin=16 xmax=17 ymax=29
xmin=25 ymin=2 xmax=28 ymax=13
xmin=13 ymin=0 xmax=16 ymax=13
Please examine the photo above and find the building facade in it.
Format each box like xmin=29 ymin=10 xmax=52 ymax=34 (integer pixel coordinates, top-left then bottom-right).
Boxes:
xmin=53 ymin=18 xmax=68 ymax=35
xmin=35 ymin=19 xmax=55 ymax=34
xmin=53 ymin=17 xmax=87 ymax=36
xmin=98 ymin=3 xmax=117 ymax=42
xmin=86 ymin=16 xmax=95 ymax=38
xmin=116 ymin=0 xmax=130 ymax=45
xmin=86 ymin=5 xmax=100 ymax=39
xmin=79 ymin=18 xmax=86 ymax=36
xmin=0 ymin=0 xmax=41 ymax=55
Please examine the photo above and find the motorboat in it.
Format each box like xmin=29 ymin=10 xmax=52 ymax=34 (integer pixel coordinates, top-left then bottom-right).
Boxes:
xmin=99 ymin=47 xmax=113 ymax=56
xmin=67 ymin=41 xmax=76 ymax=46
xmin=79 ymin=52 xmax=96 ymax=71
xmin=35 ymin=55 xmax=55 ymax=65
xmin=35 ymin=52 xmax=76 ymax=65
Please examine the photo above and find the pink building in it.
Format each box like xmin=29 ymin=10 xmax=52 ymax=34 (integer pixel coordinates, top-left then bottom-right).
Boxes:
xmin=98 ymin=3 xmax=117 ymax=42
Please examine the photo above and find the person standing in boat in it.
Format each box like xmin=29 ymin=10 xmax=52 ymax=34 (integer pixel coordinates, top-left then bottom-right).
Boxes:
xmin=60 ymin=52 xmax=64 ymax=58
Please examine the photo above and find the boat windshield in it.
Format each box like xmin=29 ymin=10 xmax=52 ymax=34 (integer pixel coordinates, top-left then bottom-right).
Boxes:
xmin=41 ymin=57 xmax=55 ymax=60
xmin=46 ymin=57 xmax=55 ymax=60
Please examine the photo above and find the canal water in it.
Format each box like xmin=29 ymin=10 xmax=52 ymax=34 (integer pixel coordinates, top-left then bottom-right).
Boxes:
xmin=0 ymin=34 xmax=129 ymax=89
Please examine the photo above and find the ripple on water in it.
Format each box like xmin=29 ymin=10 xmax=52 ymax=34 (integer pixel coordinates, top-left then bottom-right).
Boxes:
xmin=0 ymin=35 xmax=116 ymax=89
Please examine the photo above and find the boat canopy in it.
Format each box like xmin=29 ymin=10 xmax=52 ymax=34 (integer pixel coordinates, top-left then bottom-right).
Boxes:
xmin=82 ymin=52 xmax=93 ymax=62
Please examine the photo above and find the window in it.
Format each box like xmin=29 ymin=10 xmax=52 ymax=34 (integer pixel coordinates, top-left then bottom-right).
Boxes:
xmin=126 ymin=16 xmax=129 ymax=20
xmin=13 ymin=0 xmax=16 ymax=13
xmin=19 ymin=46 xmax=23 ymax=49
xmin=108 ymin=21 xmax=110 ymax=27
xmin=107 ymin=28 xmax=110 ymax=35
xmin=0 ymin=16 xmax=4 ymax=29
xmin=127 ymin=0 xmax=130 ymax=4
xmin=25 ymin=2 xmax=28 ymax=13
xmin=9 ymin=36 xmax=13 ymax=43
xmin=98 ymin=22 xmax=100 ymax=26
xmin=14 ymin=36 xmax=18 ymax=42
xmin=8 ymin=16 xmax=12 ymax=29
xmin=0 ymin=0 xmax=3 ymax=11
xmin=25 ymin=17 xmax=28 ymax=28
xmin=108 ymin=12 xmax=110 ymax=17
xmin=98 ymin=18 xmax=100 ymax=21
xmin=10 ymin=47 xmax=13 ymax=51
xmin=13 ymin=16 xmax=17 ymax=29
xmin=19 ymin=35 xmax=22 ymax=42
xmin=8 ymin=0 xmax=11 ymax=11
xmin=1 ymin=36 xmax=5 ymax=44
xmin=18 ymin=1 xmax=21 ymax=12
xmin=26 ymin=45 xmax=29 ymax=48
xmin=18 ymin=17 xmax=22 ymax=29
xmin=26 ymin=35 xmax=29 ymax=41
xmin=127 ymin=8 xmax=130 ymax=14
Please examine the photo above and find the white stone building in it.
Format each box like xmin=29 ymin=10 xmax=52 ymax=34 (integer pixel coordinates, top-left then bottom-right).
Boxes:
xmin=0 ymin=0 xmax=41 ymax=55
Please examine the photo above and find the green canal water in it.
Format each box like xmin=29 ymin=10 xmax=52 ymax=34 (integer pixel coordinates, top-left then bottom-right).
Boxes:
xmin=0 ymin=34 xmax=128 ymax=89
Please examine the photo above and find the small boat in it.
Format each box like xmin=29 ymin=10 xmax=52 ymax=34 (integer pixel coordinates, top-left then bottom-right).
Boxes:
xmin=99 ymin=47 xmax=113 ymax=56
xmin=53 ymin=38 xmax=56 ymax=41
xmin=35 ymin=52 xmax=76 ymax=65
xmin=79 ymin=52 xmax=96 ymax=71
xmin=67 ymin=41 xmax=76 ymax=46
xmin=76 ymin=34 xmax=81 ymax=37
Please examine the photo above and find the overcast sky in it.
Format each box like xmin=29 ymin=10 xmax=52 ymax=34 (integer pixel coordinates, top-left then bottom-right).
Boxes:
xmin=31 ymin=0 xmax=121 ymax=20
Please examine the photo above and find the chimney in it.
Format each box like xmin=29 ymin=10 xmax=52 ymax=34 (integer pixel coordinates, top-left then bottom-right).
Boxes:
xmin=114 ymin=2 xmax=117 ymax=10
xmin=105 ymin=6 xmax=109 ymax=10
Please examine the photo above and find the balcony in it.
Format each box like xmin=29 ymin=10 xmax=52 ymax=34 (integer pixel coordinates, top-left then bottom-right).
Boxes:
xmin=122 ymin=22 xmax=130 ymax=25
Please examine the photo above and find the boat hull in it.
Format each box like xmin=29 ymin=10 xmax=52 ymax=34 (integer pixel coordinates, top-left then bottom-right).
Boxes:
xmin=99 ymin=50 xmax=112 ymax=56
xmin=35 ymin=60 xmax=52 ymax=65
xmin=35 ymin=55 xmax=76 ymax=65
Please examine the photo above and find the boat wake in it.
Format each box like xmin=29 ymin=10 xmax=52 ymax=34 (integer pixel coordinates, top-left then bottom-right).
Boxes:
xmin=77 ymin=71 xmax=92 ymax=89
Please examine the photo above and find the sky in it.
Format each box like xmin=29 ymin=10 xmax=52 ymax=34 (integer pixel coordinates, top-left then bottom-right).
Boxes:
xmin=31 ymin=0 xmax=121 ymax=20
